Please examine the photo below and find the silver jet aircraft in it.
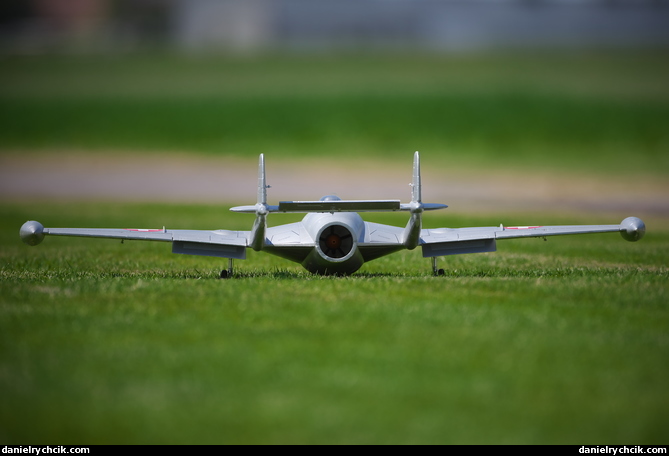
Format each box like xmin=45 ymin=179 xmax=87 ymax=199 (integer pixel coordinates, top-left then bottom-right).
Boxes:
xmin=20 ymin=152 xmax=645 ymax=277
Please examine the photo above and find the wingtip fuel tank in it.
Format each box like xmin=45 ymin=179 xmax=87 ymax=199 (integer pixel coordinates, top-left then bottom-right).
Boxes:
xmin=620 ymin=217 xmax=645 ymax=242
xmin=20 ymin=221 xmax=45 ymax=246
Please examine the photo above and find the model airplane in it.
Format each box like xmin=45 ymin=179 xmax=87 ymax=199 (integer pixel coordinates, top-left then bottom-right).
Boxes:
xmin=20 ymin=152 xmax=645 ymax=277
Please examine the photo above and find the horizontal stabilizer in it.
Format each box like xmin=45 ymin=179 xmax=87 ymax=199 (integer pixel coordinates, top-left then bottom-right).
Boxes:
xmin=399 ymin=203 xmax=448 ymax=212
xmin=231 ymin=201 xmax=448 ymax=213
xmin=230 ymin=205 xmax=279 ymax=213
xmin=278 ymin=200 xmax=401 ymax=213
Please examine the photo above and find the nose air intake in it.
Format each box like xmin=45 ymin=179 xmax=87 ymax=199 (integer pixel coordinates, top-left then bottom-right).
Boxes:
xmin=318 ymin=225 xmax=354 ymax=259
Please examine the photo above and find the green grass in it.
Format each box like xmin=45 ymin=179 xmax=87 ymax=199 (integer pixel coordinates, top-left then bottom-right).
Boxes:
xmin=1 ymin=202 xmax=668 ymax=444
xmin=1 ymin=52 xmax=668 ymax=175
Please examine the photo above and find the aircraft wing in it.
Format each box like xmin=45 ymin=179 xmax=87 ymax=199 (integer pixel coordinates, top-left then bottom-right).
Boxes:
xmin=22 ymin=222 xmax=250 ymax=259
xmin=420 ymin=217 xmax=644 ymax=257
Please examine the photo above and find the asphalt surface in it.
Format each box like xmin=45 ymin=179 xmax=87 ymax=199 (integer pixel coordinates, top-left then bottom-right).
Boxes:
xmin=2 ymin=153 xmax=666 ymax=217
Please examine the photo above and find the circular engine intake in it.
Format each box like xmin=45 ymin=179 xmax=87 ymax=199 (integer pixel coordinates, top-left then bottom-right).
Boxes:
xmin=318 ymin=224 xmax=354 ymax=260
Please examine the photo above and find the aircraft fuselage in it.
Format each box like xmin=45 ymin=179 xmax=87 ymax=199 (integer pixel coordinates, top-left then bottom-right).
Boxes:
xmin=300 ymin=211 xmax=366 ymax=275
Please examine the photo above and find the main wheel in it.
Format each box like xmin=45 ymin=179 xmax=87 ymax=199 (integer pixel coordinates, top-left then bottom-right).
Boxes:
xmin=220 ymin=270 xmax=230 ymax=279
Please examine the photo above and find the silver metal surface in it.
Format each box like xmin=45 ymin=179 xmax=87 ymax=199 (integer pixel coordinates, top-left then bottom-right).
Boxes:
xmin=620 ymin=217 xmax=646 ymax=242
xmin=19 ymin=221 xmax=45 ymax=246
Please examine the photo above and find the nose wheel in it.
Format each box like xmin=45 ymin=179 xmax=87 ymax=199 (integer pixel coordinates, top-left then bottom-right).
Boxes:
xmin=431 ymin=257 xmax=445 ymax=276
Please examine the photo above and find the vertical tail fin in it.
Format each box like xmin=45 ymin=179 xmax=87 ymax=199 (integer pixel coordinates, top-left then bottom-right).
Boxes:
xmin=403 ymin=151 xmax=423 ymax=250
xmin=411 ymin=150 xmax=421 ymax=204
xmin=257 ymin=153 xmax=267 ymax=206
xmin=250 ymin=154 xmax=268 ymax=251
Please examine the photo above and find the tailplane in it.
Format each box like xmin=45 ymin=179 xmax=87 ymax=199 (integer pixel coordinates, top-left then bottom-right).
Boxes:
xmin=229 ymin=152 xmax=448 ymax=222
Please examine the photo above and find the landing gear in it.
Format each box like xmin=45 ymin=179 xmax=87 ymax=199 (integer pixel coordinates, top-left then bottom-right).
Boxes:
xmin=220 ymin=259 xmax=234 ymax=279
xmin=431 ymin=257 xmax=445 ymax=276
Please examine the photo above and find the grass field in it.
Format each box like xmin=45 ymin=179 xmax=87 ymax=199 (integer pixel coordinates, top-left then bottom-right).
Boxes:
xmin=1 ymin=202 xmax=668 ymax=444
xmin=1 ymin=52 xmax=668 ymax=444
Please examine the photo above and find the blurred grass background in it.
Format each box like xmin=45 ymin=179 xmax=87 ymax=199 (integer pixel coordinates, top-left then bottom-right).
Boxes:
xmin=1 ymin=52 xmax=668 ymax=176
